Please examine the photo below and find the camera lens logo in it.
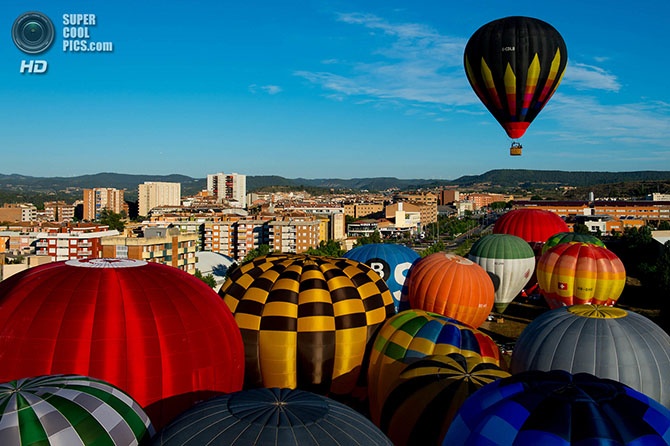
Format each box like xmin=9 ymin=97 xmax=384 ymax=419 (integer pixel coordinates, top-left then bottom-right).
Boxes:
xmin=12 ymin=12 xmax=55 ymax=54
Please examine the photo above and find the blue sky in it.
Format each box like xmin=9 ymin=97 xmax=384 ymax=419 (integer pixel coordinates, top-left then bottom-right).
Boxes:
xmin=1 ymin=0 xmax=669 ymax=180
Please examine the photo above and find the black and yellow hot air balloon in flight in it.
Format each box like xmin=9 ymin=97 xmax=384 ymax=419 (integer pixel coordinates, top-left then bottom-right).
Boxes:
xmin=464 ymin=16 xmax=567 ymax=155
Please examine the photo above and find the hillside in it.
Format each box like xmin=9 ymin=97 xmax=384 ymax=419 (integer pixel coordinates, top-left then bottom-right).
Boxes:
xmin=1 ymin=170 xmax=670 ymax=206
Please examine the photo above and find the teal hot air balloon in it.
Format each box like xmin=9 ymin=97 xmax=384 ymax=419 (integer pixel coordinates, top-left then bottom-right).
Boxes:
xmin=468 ymin=234 xmax=535 ymax=313
xmin=0 ymin=374 xmax=154 ymax=445
xmin=152 ymin=388 xmax=392 ymax=446
xmin=344 ymin=243 xmax=420 ymax=313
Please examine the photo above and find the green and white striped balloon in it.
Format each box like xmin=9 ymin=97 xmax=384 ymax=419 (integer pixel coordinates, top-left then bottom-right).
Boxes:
xmin=0 ymin=375 xmax=154 ymax=445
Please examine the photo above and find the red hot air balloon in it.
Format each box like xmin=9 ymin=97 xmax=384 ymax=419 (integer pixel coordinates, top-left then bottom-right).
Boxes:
xmin=464 ymin=16 xmax=568 ymax=155
xmin=493 ymin=209 xmax=568 ymax=246
xmin=0 ymin=258 xmax=245 ymax=430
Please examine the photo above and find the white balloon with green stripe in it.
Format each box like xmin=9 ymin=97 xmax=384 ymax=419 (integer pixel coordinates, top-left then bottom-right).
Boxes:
xmin=468 ymin=233 xmax=536 ymax=313
xmin=0 ymin=375 xmax=154 ymax=445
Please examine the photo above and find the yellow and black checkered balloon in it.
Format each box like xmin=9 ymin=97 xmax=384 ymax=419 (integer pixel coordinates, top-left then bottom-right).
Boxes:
xmin=219 ymin=254 xmax=395 ymax=398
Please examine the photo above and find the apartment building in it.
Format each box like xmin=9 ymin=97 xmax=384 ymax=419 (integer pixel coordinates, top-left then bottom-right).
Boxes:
xmin=35 ymin=229 xmax=120 ymax=261
xmin=204 ymin=220 xmax=237 ymax=258
xmin=138 ymin=182 xmax=181 ymax=217
xmin=101 ymin=226 xmax=197 ymax=273
xmin=234 ymin=219 xmax=269 ymax=260
xmin=269 ymin=219 xmax=321 ymax=254
xmin=43 ymin=201 xmax=76 ymax=222
xmin=0 ymin=204 xmax=37 ymax=223
xmin=392 ymin=192 xmax=438 ymax=226
xmin=513 ymin=200 xmax=670 ymax=223
xmin=83 ymin=188 xmax=125 ymax=221
xmin=463 ymin=193 xmax=507 ymax=210
xmin=207 ymin=172 xmax=246 ymax=208
xmin=343 ymin=202 xmax=384 ymax=218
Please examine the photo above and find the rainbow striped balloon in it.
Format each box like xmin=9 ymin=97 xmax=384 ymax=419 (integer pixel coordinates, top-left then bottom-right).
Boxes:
xmin=537 ymin=242 xmax=626 ymax=308
xmin=367 ymin=309 xmax=500 ymax=425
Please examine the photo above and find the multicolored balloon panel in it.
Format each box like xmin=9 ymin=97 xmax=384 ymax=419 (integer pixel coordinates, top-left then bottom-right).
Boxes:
xmin=464 ymin=16 xmax=568 ymax=140
xmin=0 ymin=374 xmax=154 ymax=446
xmin=219 ymin=254 xmax=395 ymax=398
xmin=379 ymin=354 xmax=509 ymax=446
xmin=542 ymin=231 xmax=606 ymax=254
xmin=468 ymin=234 xmax=535 ymax=313
xmin=0 ymin=258 xmax=245 ymax=430
xmin=444 ymin=370 xmax=670 ymax=445
xmin=344 ymin=243 xmax=420 ymax=313
xmin=406 ymin=253 xmax=494 ymax=328
xmin=537 ymin=242 xmax=626 ymax=308
xmin=367 ymin=309 xmax=500 ymax=425
xmin=511 ymin=305 xmax=670 ymax=408
xmin=152 ymin=388 xmax=392 ymax=446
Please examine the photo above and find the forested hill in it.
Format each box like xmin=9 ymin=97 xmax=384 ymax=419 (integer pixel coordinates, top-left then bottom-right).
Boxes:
xmin=450 ymin=170 xmax=670 ymax=188
xmin=1 ymin=170 xmax=670 ymax=202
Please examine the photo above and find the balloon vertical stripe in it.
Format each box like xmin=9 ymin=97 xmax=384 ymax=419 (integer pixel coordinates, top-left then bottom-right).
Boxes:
xmin=480 ymin=59 xmax=503 ymax=110
xmin=538 ymin=48 xmax=564 ymax=102
xmin=521 ymin=55 xmax=541 ymax=118
xmin=504 ymin=64 xmax=516 ymax=117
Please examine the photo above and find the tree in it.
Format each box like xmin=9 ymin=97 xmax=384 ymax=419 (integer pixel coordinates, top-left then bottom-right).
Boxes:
xmin=573 ymin=222 xmax=590 ymax=234
xmin=354 ymin=230 xmax=383 ymax=247
xmin=242 ymin=244 xmax=272 ymax=264
xmin=304 ymin=240 xmax=345 ymax=257
xmin=420 ymin=241 xmax=445 ymax=257
xmin=194 ymin=269 xmax=217 ymax=288
xmin=98 ymin=209 xmax=126 ymax=232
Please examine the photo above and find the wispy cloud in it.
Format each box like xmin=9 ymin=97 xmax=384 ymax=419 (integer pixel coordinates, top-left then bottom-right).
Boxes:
xmin=248 ymin=84 xmax=283 ymax=95
xmin=563 ymin=63 xmax=621 ymax=91
xmin=540 ymin=94 xmax=670 ymax=148
xmin=296 ymin=12 xmax=473 ymax=115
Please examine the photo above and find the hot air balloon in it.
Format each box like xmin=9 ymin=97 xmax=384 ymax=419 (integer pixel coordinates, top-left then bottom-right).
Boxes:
xmin=493 ymin=208 xmax=568 ymax=246
xmin=218 ymin=254 xmax=395 ymax=399
xmin=0 ymin=374 xmax=154 ymax=445
xmin=464 ymin=16 xmax=568 ymax=155
xmin=537 ymin=242 xmax=626 ymax=308
xmin=344 ymin=243 xmax=420 ymax=313
xmin=152 ymin=388 xmax=393 ymax=446
xmin=406 ymin=253 xmax=495 ymax=328
xmin=542 ymin=231 xmax=606 ymax=254
xmin=511 ymin=305 xmax=670 ymax=408
xmin=367 ymin=309 xmax=500 ymax=425
xmin=379 ymin=353 xmax=509 ymax=446
xmin=0 ymin=258 xmax=245 ymax=430
xmin=468 ymin=234 xmax=535 ymax=313
xmin=444 ymin=370 xmax=670 ymax=445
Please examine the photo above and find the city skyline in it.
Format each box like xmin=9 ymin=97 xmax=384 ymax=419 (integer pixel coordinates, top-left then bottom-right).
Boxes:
xmin=1 ymin=0 xmax=669 ymax=179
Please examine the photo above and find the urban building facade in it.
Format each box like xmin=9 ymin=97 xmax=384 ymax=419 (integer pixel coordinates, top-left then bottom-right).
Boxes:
xmin=207 ymin=172 xmax=246 ymax=208
xmin=83 ymin=188 xmax=125 ymax=221
xmin=138 ymin=182 xmax=181 ymax=217
xmin=101 ymin=226 xmax=197 ymax=273
xmin=43 ymin=201 xmax=76 ymax=222
xmin=0 ymin=204 xmax=37 ymax=223
xmin=35 ymin=229 xmax=120 ymax=261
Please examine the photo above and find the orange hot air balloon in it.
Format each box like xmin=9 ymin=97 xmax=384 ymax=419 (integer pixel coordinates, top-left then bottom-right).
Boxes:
xmin=536 ymin=242 xmax=626 ymax=309
xmin=406 ymin=253 xmax=494 ymax=328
